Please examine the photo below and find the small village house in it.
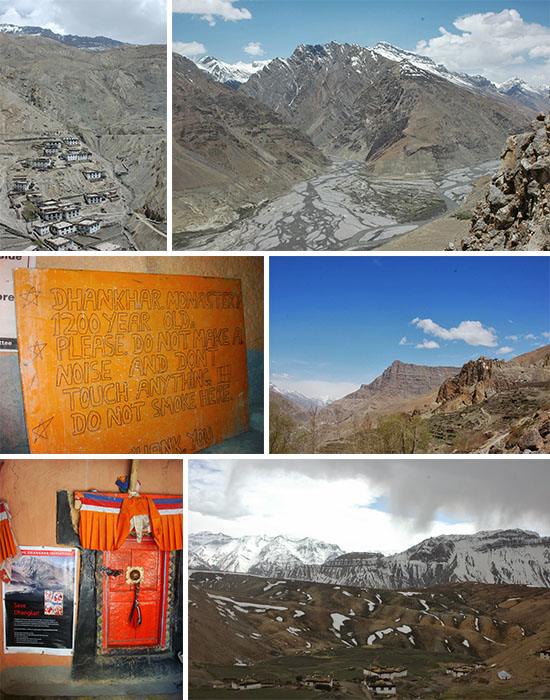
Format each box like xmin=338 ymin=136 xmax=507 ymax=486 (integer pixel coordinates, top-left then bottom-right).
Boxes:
xmin=32 ymin=222 xmax=50 ymax=237
xmin=62 ymin=203 xmax=82 ymax=220
xmin=83 ymin=169 xmax=104 ymax=181
xmin=364 ymin=666 xmax=407 ymax=680
xmin=12 ymin=179 xmax=31 ymax=192
xmin=32 ymin=157 xmax=52 ymax=170
xmin=364 ymin=679 xmax=397 ymax=696
xmin=50 ymin=221 xmax=77 ymax=236
xmin=302 ymin=675 xmax=334 ymax=689
xmin=39 ymin=205 xmax=62 ymax=222
xmin=77 ymin=219 xmax=101 ymax=234
xmin=84 ymin=192 xmax=104 ymax=204
xmin=45 ymin=235 xmax=73 ymax=251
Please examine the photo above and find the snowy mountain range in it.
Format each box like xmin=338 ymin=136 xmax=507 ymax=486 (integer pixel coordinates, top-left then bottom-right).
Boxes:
xmin=269 ymin=382 xmax=331 ymax=411
xmin=189 ymin=529 xmax=550 ymax=588
xmin=0 ymin=23 xmax=124 ymax=50
xmin=188 ymin=531 xmax=344 ymax=575
xmin=195 ymin=41 xmax=548 ymax=109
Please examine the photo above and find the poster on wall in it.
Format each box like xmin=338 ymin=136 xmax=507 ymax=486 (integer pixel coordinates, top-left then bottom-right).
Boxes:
xmin=0 ymin=256 xmax=35 ymax=352
xmin=2 ymin=546 xmax=77 ymax=655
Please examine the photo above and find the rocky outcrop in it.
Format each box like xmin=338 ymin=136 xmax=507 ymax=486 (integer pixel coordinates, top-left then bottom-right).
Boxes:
xmin=436 ymin=354 xmax=550 ymax=411
xmin=462 ymin=109 xmax=550 ymax=250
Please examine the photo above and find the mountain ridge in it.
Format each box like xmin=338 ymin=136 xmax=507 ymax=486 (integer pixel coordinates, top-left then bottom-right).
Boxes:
xmin=190 ymin=529 xmax=550 ymax=589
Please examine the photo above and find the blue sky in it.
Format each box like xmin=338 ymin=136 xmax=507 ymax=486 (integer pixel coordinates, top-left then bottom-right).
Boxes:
xmin=270 ymin=256 xmax=550 ymax=400
xmin=173 ymin=1 xmax=550 ymax=85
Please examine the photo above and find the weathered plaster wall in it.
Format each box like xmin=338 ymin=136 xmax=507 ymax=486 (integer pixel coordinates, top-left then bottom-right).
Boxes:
xmin=0 ymin=459 xmax=182 ymax=670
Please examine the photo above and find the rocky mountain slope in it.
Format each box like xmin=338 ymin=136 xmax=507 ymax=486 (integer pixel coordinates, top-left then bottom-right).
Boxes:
xmin=173 ymin=55 xmax=328 ymax=232
xmin=317 ymin=361 xmax=460 ymax=437
xmin=240 ymin=41 xmax=534 ymax=176
xmin=189 ymin=531 xmax=344 ymax=575
xmin=0 ymin=23 xmax=124 ymax=50
xmin=189 ymin=571 xmax=550 ymax=698
xmin=0 ymin=34 xmax=166 ymax=222
xmin=462 ymin=109 xmax=550 ymax=250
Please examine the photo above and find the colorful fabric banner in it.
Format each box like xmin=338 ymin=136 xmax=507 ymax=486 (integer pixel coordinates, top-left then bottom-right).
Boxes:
xmin=0 ymin=501 xmax=20 ymax=582
xmin=76 ymin=492 xmax=183 ymax=552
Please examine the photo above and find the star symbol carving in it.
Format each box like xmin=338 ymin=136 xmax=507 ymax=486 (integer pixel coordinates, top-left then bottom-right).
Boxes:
xmin=20 ymin=285 xmax=40 ymax=308
xmin=29 ymin=341 xmax=47 ymax=361
xmin=31 ymin=416 xmax=55 ymax=443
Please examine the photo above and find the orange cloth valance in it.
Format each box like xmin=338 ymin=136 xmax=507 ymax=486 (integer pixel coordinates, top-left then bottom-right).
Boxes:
xmin=75 ymin=492 xmax=183 ymax=552
xmin=0 ymin=501 xmax=20 ymax=582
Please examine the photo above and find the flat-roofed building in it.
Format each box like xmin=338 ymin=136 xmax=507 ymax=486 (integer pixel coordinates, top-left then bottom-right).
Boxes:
xmin=77 ymin=218 xmax=101 ymax=234
xmin=51 ymin=221 xmax=77 ymax=236
xmin=45 ymin=235 xmax=72 ymax=251
xmin=83 ymin=169 xmax=104 ymax=181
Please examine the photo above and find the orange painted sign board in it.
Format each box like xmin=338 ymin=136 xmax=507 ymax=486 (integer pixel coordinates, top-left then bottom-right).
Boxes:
xmin=13 ymin=268 xmax=249 ymax=454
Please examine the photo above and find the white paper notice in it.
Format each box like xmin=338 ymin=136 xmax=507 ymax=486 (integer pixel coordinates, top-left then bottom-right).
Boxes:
xmin=0 ymin=256 xmax=35 ymax=352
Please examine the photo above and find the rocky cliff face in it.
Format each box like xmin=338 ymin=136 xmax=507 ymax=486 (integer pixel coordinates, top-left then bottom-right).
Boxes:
xmin=173 ymin=55 xmax=328 ymax=231
xmin=462 ymin=110 xmax=550 ymax=250
xmin=318 ymin=361 xmax=460 ymax=433
xmin=436 ymin=353 xmax=550 ymax=410
xmin=240 ymin=41 xmax=534 ymax=176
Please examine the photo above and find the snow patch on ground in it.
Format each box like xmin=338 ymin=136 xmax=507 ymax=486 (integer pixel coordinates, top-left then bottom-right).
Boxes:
xmin=397 ymin=625 xmax=412 ymax=634
xmin=286 ymin=627 xmax=301 ymax=636
xmin=463 ymin=639 xmax=470 ymax=647
xmin=398 ymin=591 xmax=420 ymax=596
xmin=364 ymin=598 xmax=376 ymax=612
xmin=276 ymin=616 xmax=283 ymax=622
xmin=331 ymin=613 xmax=350 ymax=631
xmin=207 ymin=594 xmax=287 ymax=612
xmin=263 ymin=580 xmax=286 ymax=592
xmin=294 ymin=610 xmax=305 ymax=618
xmin=409 ymin=635 xmax=415 ymax=645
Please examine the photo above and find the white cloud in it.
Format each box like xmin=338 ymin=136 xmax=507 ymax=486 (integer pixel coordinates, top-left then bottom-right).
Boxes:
xmin=173 ymin=0 xmax=251 ymax=25
xmin=542 ymin=332 xmax=550 ymax=339
xmin=173 ymin=40 xmax=206 ymax=57
xmin=524 ymin=333 xmax=538 ymax=340
xmin=415 ymin=9 xmax=550 ymax=85
xmin=243 ymin=41 xmax=264 ymax=56
xmin=505 ymin=335 xmax=519 ymax=341
xmin=415 ymin=339 xmax=440 ymax=349
xmin=411 ymin=317 xmax=498 ymax=346
xmin=189 ymin=459 xmax=550 ymax=553
xmin=399 ymin=336 xmax=408 ymax=345
xmin=272 ymin=372 xmax=291 ymax=379
xmin=0 ymin=0 xmax=166 ymax=44
xmin=498 ymin=346 xmax=514 ymax=354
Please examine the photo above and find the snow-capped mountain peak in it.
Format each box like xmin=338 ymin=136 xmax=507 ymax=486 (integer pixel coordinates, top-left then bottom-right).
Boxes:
xmin=196 ymin=55 xmax=271 ymax=87
xmin=188 ymin=531 xmax=345 ymax=575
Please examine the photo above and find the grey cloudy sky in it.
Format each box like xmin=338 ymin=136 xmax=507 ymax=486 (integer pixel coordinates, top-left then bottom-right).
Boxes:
xmin=189 ymin=459 xmax=550 ymax=553
xmin=0 ymin=0 xmax=166 ymax=44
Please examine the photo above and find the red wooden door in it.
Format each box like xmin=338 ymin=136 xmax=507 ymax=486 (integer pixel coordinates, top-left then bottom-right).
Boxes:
xmin=102 ymin=537 xmax=169 ymax=649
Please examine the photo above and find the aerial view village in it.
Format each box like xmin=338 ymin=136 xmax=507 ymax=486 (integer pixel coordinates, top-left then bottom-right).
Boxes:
xmin=4 ymin=132 xmax=125 ymax=251
xmin=0 ymin=5 xmax=167 ymax=251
